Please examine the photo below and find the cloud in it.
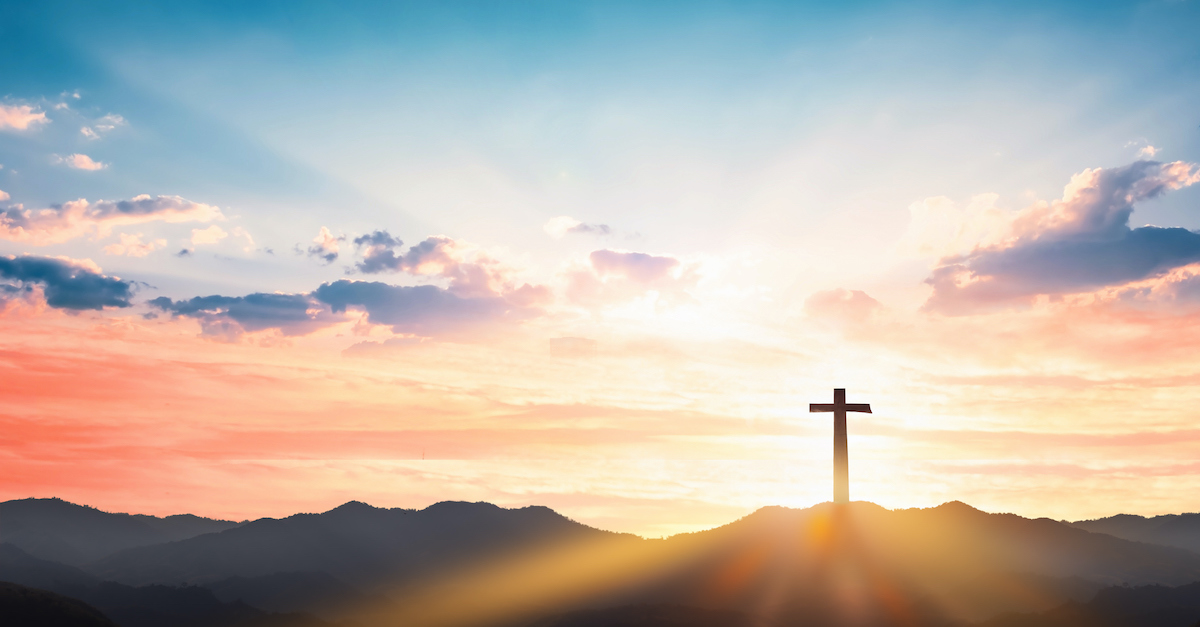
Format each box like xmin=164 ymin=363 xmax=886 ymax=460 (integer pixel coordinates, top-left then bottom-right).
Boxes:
xmin=566 ymin=249 xmax=697 ymax=308
xmin=1137 ymin=145 xmax=1159 ymax=159
xmin=151 ymin=278 xmax=544 ymax=341
xmin=156 ymin=232 xmax=551 ymax=341
xmin=54 ymin=153 xmax=107 ymax=170
xmin=191 ymin=225 xmax=229 ymax=246
xmin=313 ymin=281 xmax=526 ymax=338
xmin=589 ymin=250 xmax=679 ymax=282
xmin=352 ymin=230 xmax=404 ymax=273
xmin=306 ymin=226 xmax=343 ymax=264
xmin=0 ymin=104 xmax=48 ymax=131
xmin=103 ymin=233 xmax=167 ymax=257
xmin=0 ymin=190 xmax=8 ymax=202
xmin=544 ymin=216 xmax=612 ymax=239
xmin=804 ymin=288 xmax=882 ymax=324
xmin=232 ymin=227 xmax=256 ymax=253
xmin=149 ymin=293 xmax=337 ymax=340
xmin=351 ymin=233 xmax=549 ymax=303
xmin=0 ymin=194 xmax=223 ymax=245
xmin=922 ymin=160 xmax=1200 ymax=315
xmin=80 ymin=114 xmax=126 ymax=140
xmin=381 ymin=236 xmax=497 ymax=297
xmin=0 ymin=255 xmax=134 ymax=310
xmin=900 ymin=193 xmax=1010 ymax=259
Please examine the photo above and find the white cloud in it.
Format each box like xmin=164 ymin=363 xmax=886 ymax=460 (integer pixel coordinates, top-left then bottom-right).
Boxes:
xmin=0 ymin=190 xmax=9 ymax=202
xmin=899 ymin=193 xmax=1011 ymax=259
xmin=544 ymin=216 xmax=582 ymax=238
xmin=54 ymin=153 xmax=108 ymax=171
xmin=191 ymin=225 xmax=229 ymax=246
xmin=0 ymin=194 xmax=225 ymax=244
xmin=81 ymin=114 xmax=127 ymax=140
xmin=1137 ymin=145 xmax=1159 ymax=159
xmin=103 ymin=233 xmax=166 ymax=257
xmin=544 ymin=216 xmax=613 ymax=238
xmin=0 ymin=104 xmax=48 ymax=131
xmin=232 ymin=227 xmax=256 ymax=252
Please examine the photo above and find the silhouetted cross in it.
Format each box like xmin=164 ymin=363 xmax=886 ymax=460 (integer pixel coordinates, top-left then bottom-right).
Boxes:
xmin=809 ymin=388 xmax=871 ymax=504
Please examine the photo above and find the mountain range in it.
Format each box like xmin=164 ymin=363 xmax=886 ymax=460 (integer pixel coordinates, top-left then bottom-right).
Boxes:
xmin=3 ymin=498 xmax=1200 ymax=627
xmin=1071 ymin=514 xmax=1200 ymax=555
xmin=0 ymin=498 xmax=240 ymax=566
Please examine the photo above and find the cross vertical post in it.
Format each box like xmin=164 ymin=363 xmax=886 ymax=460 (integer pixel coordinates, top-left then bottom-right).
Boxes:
xmin=809 ymin=388 xmax=872 ymax=504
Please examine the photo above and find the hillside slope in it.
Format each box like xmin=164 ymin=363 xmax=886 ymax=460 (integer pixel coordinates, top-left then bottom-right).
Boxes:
xmin=47 ymin=499 xmax=1200 ymax=627
xmin=90 ymin=500 xmax=637 ymax=588
xmin=0 ymin=498 xmax=239 ymax=566
xmin=1071 ymin=514 xmax=1200 ymax=555
xmin=0 ymin=581 xmax=117 ymax=627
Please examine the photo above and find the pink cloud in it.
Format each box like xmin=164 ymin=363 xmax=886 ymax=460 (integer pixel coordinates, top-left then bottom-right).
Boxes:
xmin=103 ymin=233 xmax=167 ymax=257
xmin=804 ymin=288 xmax=882 ymax=324
xmin=566 ymin=250 xmax=696 ymax=308
xmin=306 ymin=226 xmax=343 ymax=263
xmin=922 ymin=160 xmax=1200 ymax=315
xmin=54 ymin=153 xmax=108 ymax=170
xmin=353 ymin=232 xmax=552 ymax=307
xmin=0 ymin=194 xmax=224 ymax=244
xmin=0 ymin=104 xmax=48 ymax=130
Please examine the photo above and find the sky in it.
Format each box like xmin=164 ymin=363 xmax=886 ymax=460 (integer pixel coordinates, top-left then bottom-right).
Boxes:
xmin=2 ymin=0 xmax=1200 ymax=537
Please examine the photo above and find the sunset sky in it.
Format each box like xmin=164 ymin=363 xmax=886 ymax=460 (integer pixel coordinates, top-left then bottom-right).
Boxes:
xmin=3 ymin=0 xmax=1200 ymax=537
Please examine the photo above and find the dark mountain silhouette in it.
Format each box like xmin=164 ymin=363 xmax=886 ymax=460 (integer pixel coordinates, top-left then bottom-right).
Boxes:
xmin=527 ymin=603 xmax=765 ymax=627
xmin=14 ymin=498 xmax=1200 ymax=627
xmin=0 ymin=544 xmax=329 ymax=627
xmin=558 ymin=501 xmax=1200 ymax=626
xmin=204 ymin=571 xmax=393 ymax=620
xmin=89 ymin=500 xmax=635 ymax=589
xmin=0 ymin=498 xmax=240 ymax=566
xmin=1071 ymin=514 xmax=1200 ymax=555
xmin=0 ymin=581 xmax=117 ymax=627
xmin=978 ymin=581 xmax=1200 ymax=627
xmin=83 ymin=499 xmax=1200 ymax=627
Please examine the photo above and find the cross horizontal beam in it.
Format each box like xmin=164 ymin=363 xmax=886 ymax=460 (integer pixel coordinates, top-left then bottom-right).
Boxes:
xmin=809 ymin=403 xmax=871 ymax=413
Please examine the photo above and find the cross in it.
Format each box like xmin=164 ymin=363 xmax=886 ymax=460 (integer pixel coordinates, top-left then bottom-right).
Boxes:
xmin=809 ymin=388 xmax=871 ymax=504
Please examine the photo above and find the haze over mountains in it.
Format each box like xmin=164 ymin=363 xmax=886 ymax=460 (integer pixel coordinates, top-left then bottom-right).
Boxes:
xmin=1070 ymin=514 xmax=1200 ymax=555
xmin=4 ymin=498 xmax=1200 ymax=627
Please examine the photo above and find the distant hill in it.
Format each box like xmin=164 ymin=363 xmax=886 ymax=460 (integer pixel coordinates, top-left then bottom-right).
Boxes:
xmin=569 ymin=501 xmax=1200 ymax=626
xmin=0 ymin=544 xmax=329 ymax=627
xmin=0 ymin=581 xmax=117 ymax=627
xmin=13 ymin=498 xmax=1200 ymax=627
xmin=0 ymin=498 xmax=240 ymax=566
xmin=81 ymin=500 xmax=1200 ymax=627
xmin=89 ymin=500 xmax=636 ymax=589
xmin=1071 ymin=514 xmax=1200 ymax=555
xmin=0 ymin=543 xmax=100 ymax=591
xmin=978 ymin=581 xmax=1200 ymax=627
